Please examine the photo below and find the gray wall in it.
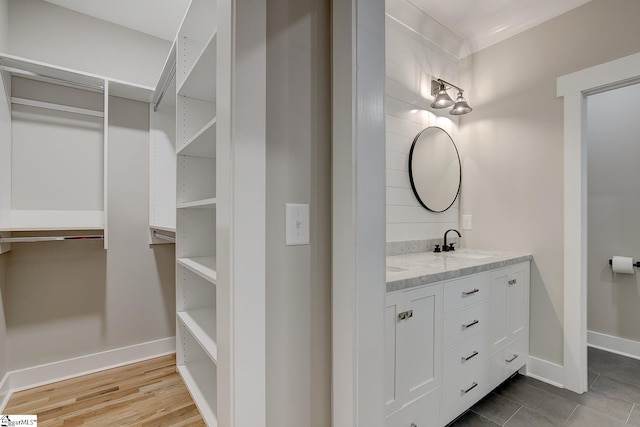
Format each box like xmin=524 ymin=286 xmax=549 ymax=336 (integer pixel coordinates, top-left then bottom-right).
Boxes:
xmin=0 ymin=0 xmax=7 ymax=51
xmin=7 ymin=0 xmax=170 ymax=87
xmin=266 ymin=0 xmax=331 ymax=425
xmin=6 ymin=97 xmax=175 ymax=370
xmin=587 ymin=83 xmax=640 ymax=342
xmin=458 ymin=0 xmax=640 ymax=364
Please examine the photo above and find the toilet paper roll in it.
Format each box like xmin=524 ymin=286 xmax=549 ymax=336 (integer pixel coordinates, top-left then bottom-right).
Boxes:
xmin=612 ymin=256 xmax=636 ymax=274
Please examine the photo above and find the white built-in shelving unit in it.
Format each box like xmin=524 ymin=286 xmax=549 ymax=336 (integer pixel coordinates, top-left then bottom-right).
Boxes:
xmin=0 ymin=52 xmax=154 ymax=252
xmin=173 ymin=0 xmax=219 ymax=425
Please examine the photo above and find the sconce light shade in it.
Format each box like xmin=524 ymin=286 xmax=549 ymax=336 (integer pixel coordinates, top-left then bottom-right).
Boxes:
xmin=449 ymin=92 xmax=473 ymax=115
xmin=430 ymin=84 xmax=454 ymax=109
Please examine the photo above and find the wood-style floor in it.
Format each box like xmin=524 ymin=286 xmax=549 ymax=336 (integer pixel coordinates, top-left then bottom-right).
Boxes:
xmin=3 ymin=354 xmax=205 ymax=426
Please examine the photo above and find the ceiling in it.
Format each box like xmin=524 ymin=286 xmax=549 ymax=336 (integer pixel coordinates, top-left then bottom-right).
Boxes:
xmin=405 ymin=0 xmax=592 ymax=56
xmin=41 ymin=0 xmax=592 ymax=55
xmin=42 ymin=0 xmax=191 ymax=41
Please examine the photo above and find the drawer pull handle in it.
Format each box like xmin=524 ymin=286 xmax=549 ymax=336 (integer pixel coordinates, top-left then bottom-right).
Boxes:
xmin=462 ymin=288 xmax=480 ymax=296
xmin=506 ymin=354 xmax=519 ymax=363
xmin=508 ymin=279 xmax=517 ymax=286
xmin=462 ymin=351 xmax=479 ymax=362
xmin=461 ymin=382 xmax=478 ymax=394
xmin=462 ymin=319 xmax=479 ymax=329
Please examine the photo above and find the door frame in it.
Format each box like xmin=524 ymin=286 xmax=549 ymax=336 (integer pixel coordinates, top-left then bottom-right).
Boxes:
xmin=558 ymin=51 xmax=640 ymax=393
xmin=331 ymin=0 xmax=387 ymax=425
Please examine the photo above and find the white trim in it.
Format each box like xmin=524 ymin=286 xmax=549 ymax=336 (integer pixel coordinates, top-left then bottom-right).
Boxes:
xmin=6 ymin=337 xmax=174 ymax=394
xmin=525 ymin=356 xmax=564 ymax=388
xmin=562 ymin=90 xmax=588 ymax=394
xmin=588 ymin=331 xmax=640 ymax=360
xmin=557 ymin=52 xmax=640 ymax=96
xmin=559 ymin=51 xmax=640 ymax=394
xmin=332 ymin=0 xmax=386 ymax=425
xmin=0 ymin=373 xmax=11 ymax=413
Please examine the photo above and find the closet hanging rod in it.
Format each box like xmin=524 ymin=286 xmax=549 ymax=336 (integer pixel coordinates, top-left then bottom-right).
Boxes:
xmin=0 ymin=235 xmax=104 ymax=244
xmin=11 ymin=97 xmax=104 ymax=118
xmin=153 ymin=231 xmax=176 ymax=243
xmin=1 ymin=66 xmax=104 ymax=92
xmin=153 ymin=63 xmax=176 ymax=112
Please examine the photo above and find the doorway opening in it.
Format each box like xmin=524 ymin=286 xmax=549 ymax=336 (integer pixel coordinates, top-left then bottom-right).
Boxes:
xmin=559 ymin=52 xmax=640 ymax=393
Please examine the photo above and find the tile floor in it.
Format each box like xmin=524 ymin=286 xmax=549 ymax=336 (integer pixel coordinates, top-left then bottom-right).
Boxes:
xmin=448 ymin=347 xmax=640 ymax=426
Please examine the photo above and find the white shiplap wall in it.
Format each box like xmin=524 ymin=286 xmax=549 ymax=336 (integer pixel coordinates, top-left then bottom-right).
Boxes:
xmin=385 ymin=14 xmax=461 ymax=242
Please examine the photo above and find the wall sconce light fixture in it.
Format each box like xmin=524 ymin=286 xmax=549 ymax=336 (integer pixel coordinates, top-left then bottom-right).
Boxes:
xmin=430 ymin=78 xmax=473 ymax=115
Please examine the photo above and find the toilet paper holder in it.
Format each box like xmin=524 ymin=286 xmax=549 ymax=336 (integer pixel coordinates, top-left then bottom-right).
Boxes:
xmin=609 ymin=259 xmax=640 ymax=268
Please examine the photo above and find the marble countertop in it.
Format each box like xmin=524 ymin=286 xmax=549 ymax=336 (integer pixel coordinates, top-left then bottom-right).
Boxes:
xmin=386 ymin=249 xmax=532 ymax=293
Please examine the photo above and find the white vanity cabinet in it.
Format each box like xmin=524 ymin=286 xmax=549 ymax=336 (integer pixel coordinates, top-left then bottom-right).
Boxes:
xmin=385 ymin=284 xmax=442 ymax=426
xmin=385 ymin=259 xmax=530 ymax=427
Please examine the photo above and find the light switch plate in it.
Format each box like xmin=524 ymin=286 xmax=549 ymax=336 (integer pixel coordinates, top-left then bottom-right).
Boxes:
xmin=462 ymin=215 xmax=472 ymax=230
xmin=286 ymin=203 xmax=310 ymax=246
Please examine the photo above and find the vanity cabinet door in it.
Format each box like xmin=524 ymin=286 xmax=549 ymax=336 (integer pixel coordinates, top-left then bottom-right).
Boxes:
xmin=402 ymin=285 xmax=442 ymax=404
xmin=385 ymin=284 xmax=442 ymax=418
xmin=489 ymin=262 xmax=530 ymax=386
xmin=507 ymin=263 xmax=529 ymax=341
xmin=489 ymin=268 xmax=510 ymax=353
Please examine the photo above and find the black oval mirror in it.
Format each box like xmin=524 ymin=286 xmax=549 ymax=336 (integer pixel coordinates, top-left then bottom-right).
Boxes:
xmin=408 ymin=126 xmax=461 ymax=212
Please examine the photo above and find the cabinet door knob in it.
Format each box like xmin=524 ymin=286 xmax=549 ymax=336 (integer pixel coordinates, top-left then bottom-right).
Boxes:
xmin=461 ymin=382 xmax=478 ymax=394
xmin=462 ymin=288 xmax=479 ymax=296
xmin=398 ymin=312 xmax=406 ymax=321
xmin=462 ymin=319 xmax=479 ymax=329
xmin=508 ymin=279 xmax=517 ymax=286
xmin=407 ymin=310 xmax=413 ymax=318
xmin=506 ymin=354 xmax=519 ymax=363
xmin=410 ymin=423 xmax=417 ymax=427
xmin=461 ymin=350 xmax=479 ymax=362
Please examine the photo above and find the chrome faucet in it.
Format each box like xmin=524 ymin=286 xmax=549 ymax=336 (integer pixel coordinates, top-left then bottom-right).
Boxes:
xmin=442 ymin=229 xmax=461 ymax=252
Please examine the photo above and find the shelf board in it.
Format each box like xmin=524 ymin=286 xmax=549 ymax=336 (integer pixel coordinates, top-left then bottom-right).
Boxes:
xmin=178 ymin=309 xmax=217 ymax=363
xmin=177 ymin=256 xmax=217 ymax=284
xmin=177 ymin=362 xmax=218 ymax=427
xmin=178 ymin=117 xmax=216 ymax=158
xmin=177 ymin=32 xmax=217 ymax=102
xmin=177 ymin=198 xmax=216 ymax=210
xmin=108 ymin=79 xmax=154 ymax=103
xmin=1 ymin=210 xmax=104 ymax=232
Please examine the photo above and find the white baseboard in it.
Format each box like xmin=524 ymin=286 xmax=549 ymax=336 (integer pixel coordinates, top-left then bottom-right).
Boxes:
xmin=0 ymin=373 xmax=11 ymax=412
xmin=525 ymin=355 xmax=564 ymax=388
xmin=588 ymin=330 xmax=640 ymax=360
xmin=0 ymin=336 xmax=175 ymax=412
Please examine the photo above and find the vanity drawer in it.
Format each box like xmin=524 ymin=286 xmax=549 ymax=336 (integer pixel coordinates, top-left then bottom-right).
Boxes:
xmin=441 ymin=358 xmax=488 ymax=424
xmin=489 ymin=336 xmax=528 ymax=390
xmin=443 ymin=273 xmax=490 ymax=313
xmin=443 ymin=302 xmax=489 ymax=348
xmin=385 ymin=388 xmax=440 ymax=427
xmin=443 ymin=330 xmax=488 ymax=383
